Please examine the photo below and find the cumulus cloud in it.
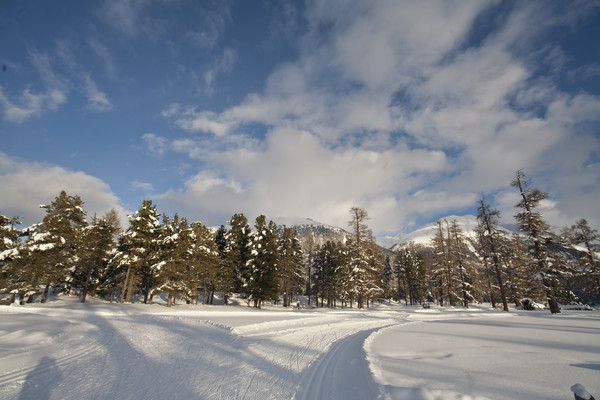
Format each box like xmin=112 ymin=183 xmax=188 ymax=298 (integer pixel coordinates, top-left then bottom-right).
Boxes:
xmin=158 ymin=1 xmax=600 ymax=234
xmin=0 ymin=152 xmax=128 ymax=227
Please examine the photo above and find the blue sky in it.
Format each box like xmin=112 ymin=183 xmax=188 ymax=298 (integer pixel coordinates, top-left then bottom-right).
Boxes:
xmin=1 ymin=0 xmax=599 ymax=236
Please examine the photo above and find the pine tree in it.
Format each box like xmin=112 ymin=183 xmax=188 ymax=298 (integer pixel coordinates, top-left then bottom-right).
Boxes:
xmin=0 ymin=213 xmax=21 ymax=297
xmin=503 ymin=232 xmax=533 ymax=306
xmin=226 ymin=213 xmax=251 ymax=293
xmin=76 ymin=214 xmax=118 ymax=303
xmin=278 ymin=227 xmax=304 ymax=307
xmin=190 ymin=221 xmax=220 ymax=304
xmin=312 ymin=241 xmax=346 ymax=307
xmin=156 ymin=214 xmax=194 ymax=307
xmin=378 ymin=255 xmax=394 ymax=301
xmin=117 ymin=200 xmax=161 ymax=303
xmin=512 ymin=170 xmax=561 ymax=313
xmin=395 ymin=247 xmax=427 ymax=305
xmin=246 ymin=215 xmax=279 ymax=308
xmin=430 ymin=220 xmax=456 ymax=306
xmin=214 ymin=225 xmax=235 ymax=304
xmin=448 ymin=220 xmax=477 ymax=308
xmin=37 ymin=191 xmax=88 ymax=302
xmin=476 ymin=198 xmax=509 ymax=311
xmin=347 ymin=207 xmax=382 ymax=309
xmin=567 ymin=219 xmax=600 ymax=301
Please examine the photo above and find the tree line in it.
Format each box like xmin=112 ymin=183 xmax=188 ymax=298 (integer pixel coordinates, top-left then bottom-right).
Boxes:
xmin=0 ymin=195 xmax=305 ymax=308
xmin=384 ymin=170 xmax=599 ymax=313
xmin=1 ymin=170 xmax=599 ymax=311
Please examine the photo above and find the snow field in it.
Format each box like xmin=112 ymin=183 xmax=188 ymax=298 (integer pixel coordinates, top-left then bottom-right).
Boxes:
xmin=365 ymin=308 xmax=600 ymax=400
xmin=0 ymin=298 xmax=598 ymax=400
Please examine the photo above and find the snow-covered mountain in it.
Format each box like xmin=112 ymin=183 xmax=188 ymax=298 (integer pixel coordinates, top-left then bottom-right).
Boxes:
xmin=271 ymin=217 xmax=349 ymax=248
xmin=250 ymin=215 xmax=514 ymax=253
xmin=381 ymin=215 xmax=482 ymax=251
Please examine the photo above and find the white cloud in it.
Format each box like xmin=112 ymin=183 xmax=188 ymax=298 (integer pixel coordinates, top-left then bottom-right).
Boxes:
xmin=162 ymin=105 xmax=236 ymax=136
xmin=141 ymin=133 xmax=169 ymax=155
xmin=159 ymin=1 xmax=600 ymax=234
xmin=131 ymin=181 xmax=155 ymax=192
xmin=0 ymin=152 xmax=127 ymax=227
xmin=99 ymin=0 xmax=150 ymax=37
xmin=0 ymin=87 xmax=66 ymax=124
xmin=83 ymin=75 xmax=113 ymax=112
xmin=204 ymin=47 xmax=238 ymax=96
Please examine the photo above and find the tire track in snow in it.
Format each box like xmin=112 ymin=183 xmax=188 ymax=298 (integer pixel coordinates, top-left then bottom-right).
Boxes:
xmin=294 ymin=325 xmax=390 ymax=400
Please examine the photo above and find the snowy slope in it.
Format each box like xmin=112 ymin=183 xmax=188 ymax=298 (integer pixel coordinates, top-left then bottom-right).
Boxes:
xmin=378 ymin=215 xmax=509 ymax=251
xmin=271 ymin=216 xmax=349 ymax=246
xmin=0 ymin=297 xmax=598 ymax=400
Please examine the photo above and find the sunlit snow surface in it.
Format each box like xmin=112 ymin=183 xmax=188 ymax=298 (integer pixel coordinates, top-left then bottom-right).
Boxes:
xmin=0 ymin=297 xmax=598 ymax=400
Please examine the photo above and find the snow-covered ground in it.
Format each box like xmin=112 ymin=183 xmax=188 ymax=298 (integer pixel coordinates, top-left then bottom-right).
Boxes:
xmin=0 ymin=298 xmax=598 ymax=400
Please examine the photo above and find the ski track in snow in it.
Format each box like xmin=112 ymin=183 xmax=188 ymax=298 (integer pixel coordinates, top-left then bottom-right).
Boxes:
xmin=1 ymin=300 xmax=599 ymax=400
xmin=0 ymin=301 xmax=398 ymax=400
xmin=294 ymin=326 xmax=393 ymax=400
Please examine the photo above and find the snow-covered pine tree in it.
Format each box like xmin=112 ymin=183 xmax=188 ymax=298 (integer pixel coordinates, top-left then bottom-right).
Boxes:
xmin=76 ymin=214 xmax=118 ymax=303
xmin=155 ymin=213 xmax=194 ymax=307
xmin=36 ymin=191 xmax=88 ymax=302
xmin=347 ymin=207 xmax=382 ymax=309
xmin=0 ymin=213 xmax=21 ymax=298
xmin=378 ymin=255 xmax=393 ymax=301
xmin=511 ymin=170 xmax=561 ymax=313
xmin=430 ymin=219 xmax=457 ymax=306
xmin=567 ymin=219 xmax=600 ymax=301
xmin=190 ymin=221 xmax=220 ymax=304
xmin=117 ymin=200 xmax=161 ymax=303
xmin=278 ymin=227 xmax=304 ymax=307
xmin=395 ymin=247 xmax=427 ymax=305
xmin=246 ymin=215 xmax=279 ymax=308
xmin=448 ymin=220 xmax=477 ymax=308
xmin=311 ymin=241 xmax=346 ymax=307
xmin=226 ymin=213 xmax=251 ymax=293
xmin=214 ymin=225 xmax=235 ymax=304
xmin=476 ymin=198 xmax=509 ymax=311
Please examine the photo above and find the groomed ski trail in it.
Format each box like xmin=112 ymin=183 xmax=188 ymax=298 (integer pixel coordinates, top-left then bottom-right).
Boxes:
xmin=294 ymin=325 xmax=391 ymax=400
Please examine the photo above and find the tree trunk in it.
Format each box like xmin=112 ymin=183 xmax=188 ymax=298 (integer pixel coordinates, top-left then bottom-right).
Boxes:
xmin=41 ymin=284 xmax=50 ymax=303
xmin=120 ymin=265 xmax=132 ymax=303
xmin=81 ymin=268 xmax=92 ymax=303
xmin=283 ymin=291 xmax=289 ymax=307
xmin=167 ymin=295 xmax=172 ymax=307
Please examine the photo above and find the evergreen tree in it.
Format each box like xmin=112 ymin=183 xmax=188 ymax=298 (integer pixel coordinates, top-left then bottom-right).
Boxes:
xmin=246 ymin=215 xmax=279 ymax=308
xmin=117 ymin=200 xmax=161 ymax=303
xmin=395 ymin=247 xmax=427 ymax=305
xmin=76 ymin=214 xmax=118 ymax=303
xmin=0 ymin=213 xmax=21 ymax=297
xmin=311 ymin=241 xmax=346 ymax=307
xmin=511 ymin=170 xmax=561 ymax=313
xmin=37 ymin=191 xmax=88 ymax=302
xmin=214 ymin=225 xmax=235 ymax=304
xmin=156 ymin=214 xmax=194 ymax=307
xmin=448 ymin=220 xmax=477 ymax=308
xmin=190 ymin=221 xmax=220 ymax=304
xmin=430 ymin=220 xmax=455 ymax=306
xmin=347 ymin=207 xmax=383 ymax=308
xmin=226 ymin=213 xmax=251 ymax=292
xmin=502 ymin=232 xmax=533 ymax=306
xmin=476 ymin=198 xmax=509 ymax=311
xmin=566 ymin=219 xmax=600 ymax=301
xmin=379 ymin=255 xmax=394 ymax=301
xmin=278 ymin=227 xmax=304 ymax=307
